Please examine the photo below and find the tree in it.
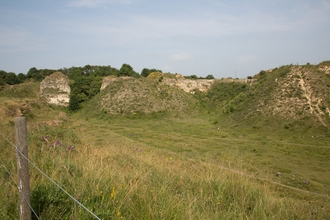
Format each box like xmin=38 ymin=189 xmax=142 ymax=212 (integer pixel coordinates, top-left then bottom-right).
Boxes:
xmin=17 ymin=73 xmax=27 ymax=83
xmin=0 ymin=77 xmax=4 ymax=86
xmin=89 ymin=77 xmax=102 ymax=98
xmin=27 ymin=67 xmax=43 ymax=81
xmin=118 ymin=63 xmax=139 ymax=77
xmin=71 ymin=77 xmax=91 ymax=103
xmin=141 ymin=68 xmax=150 ymax=77
xmin=67 ymin=67 xmax=82 ymax=80
xmin=68 ymin=94 xmax=80 ymax=111
xmin=83 ymin=65 xmax=93 ymax=75
xmin=33 ymin=72 xmax=43 ymax=81
xmin=5 ymin=72 xmax=18 ymax=85
xmin=206 ymin=74 xmax=215 ymax=79
xmin=70 ymin=76 xmax=102 ymax=105
xmin=0 ymin=70 xmax=6 ymax=85
xmin=27 ymin=67 xmax=38 ymax=78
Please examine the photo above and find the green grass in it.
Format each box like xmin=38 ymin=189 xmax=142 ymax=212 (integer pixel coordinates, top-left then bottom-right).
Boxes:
xmin=1 ymin=113 xmax=329 ymax=219
xmin=73 ymin=114 xmax=330 ymax=197
xmin=0 ymin=81 xmax=40 ymax=98
xmin=1 ymin=114 xmax=330 ymax=219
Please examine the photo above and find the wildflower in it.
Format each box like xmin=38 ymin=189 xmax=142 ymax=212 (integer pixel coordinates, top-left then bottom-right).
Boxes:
xmin=55 ymin=140 xmax=61 ymax=145
xmin=68 ymin=145 xmax=73 ymax=150
xmin=117 ymin=212 xmax=123 ymax=219
xmin=110 ymin=187 xmax=115 ymax=199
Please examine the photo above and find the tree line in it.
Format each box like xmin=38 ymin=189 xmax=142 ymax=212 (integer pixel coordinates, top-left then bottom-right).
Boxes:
xmin=0 ymin=63 xmax=215 ymax=111
xmin=0 ymin=63 xmax=216 ymax=86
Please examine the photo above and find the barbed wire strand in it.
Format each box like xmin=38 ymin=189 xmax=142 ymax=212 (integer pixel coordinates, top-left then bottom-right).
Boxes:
xmin=0 ymin=159 xmax=40 ymax=220
xmin=0 ymin=133 xmax=101 ymax=220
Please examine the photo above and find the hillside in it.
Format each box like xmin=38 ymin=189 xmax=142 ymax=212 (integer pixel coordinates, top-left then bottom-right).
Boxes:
xmin=1 ymin=62 xmax=330 ymax=219
xmin=0 ymin=81 xmax=41 ymax=120
xmin=0 ymin=81 xmax=68 ymax=123
xmin=74 ymin=61 xmax=330 ymax=133
xmin=85 ymin=77 xmax=201 ymax=117
xmin=212 ymin=62 xmax=330 ymax=131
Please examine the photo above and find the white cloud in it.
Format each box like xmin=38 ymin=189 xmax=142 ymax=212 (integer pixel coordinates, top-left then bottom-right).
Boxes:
xmin=169 ymin=53 xmax=194 ymax=61
xmin=67 ymin=0 xmax=132 ymax=8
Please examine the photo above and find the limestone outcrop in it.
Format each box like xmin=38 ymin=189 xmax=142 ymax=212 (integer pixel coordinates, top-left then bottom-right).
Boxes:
xmin=100 ymin=76 xmax=131 ymax=90
xmin=162 ymin=78 xmax=215 ymax=93
xmin=101 ymin=74 xmax=216 ymax=93
xmin=40 ymin=72 xmax=71 ymax=106
xmin=318 ymin=65 xmax=330 ymax=74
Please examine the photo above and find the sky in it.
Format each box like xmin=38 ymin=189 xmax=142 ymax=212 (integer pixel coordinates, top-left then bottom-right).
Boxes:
xmin=0 ymin=0 xmax=329 ymax=78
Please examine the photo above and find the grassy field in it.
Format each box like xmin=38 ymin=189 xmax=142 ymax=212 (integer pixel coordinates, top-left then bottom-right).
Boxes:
xmin=1 ymin=110 xmax=329 ymax=219
xmin=1 ymin=77 xmax=330 ymax=219
xmin=75 ymin=114 xmax=330 ymax=196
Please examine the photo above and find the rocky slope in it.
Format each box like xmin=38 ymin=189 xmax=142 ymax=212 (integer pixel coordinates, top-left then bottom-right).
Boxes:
xmin=40 ymin=72 xmax=71 ymax=106
xmin=268 ymin=66 xmax=329 ymax=126
xmin=231 ymin=63 xmax=330 ymax=129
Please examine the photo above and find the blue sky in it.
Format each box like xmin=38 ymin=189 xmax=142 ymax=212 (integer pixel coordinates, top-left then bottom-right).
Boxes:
xmin=0 ymin=0 xmax=329 ymax=78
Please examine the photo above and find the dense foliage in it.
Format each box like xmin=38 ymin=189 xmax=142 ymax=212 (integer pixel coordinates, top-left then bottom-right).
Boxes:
xmin=0 ymin=70 xmax=27 ymax=85
xmin=68 ymin=76 xmax=102 ymax=110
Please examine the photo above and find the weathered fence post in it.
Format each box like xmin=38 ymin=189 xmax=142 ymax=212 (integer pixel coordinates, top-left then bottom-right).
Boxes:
xmin=15 ymin=117 xmax=31 ymax=220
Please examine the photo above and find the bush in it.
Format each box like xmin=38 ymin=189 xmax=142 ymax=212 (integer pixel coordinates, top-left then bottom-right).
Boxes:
xmin=68 ymin=94 xmax=80 ymax=111
xmin=206 ymin=74 xmax=215 ymax=79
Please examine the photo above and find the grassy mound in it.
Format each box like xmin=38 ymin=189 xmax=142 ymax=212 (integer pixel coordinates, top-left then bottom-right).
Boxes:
xmin=209 ymin=63 xmax=330 ymax=132
xmin=85 ymin=77 xmax=201 ymax=117
xmin=0 ymin=81 xmax=40 ymax=99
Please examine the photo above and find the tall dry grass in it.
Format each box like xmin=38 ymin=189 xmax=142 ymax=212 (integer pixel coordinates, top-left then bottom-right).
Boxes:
xmin=1 ymin=121 xmax=329 ymax=219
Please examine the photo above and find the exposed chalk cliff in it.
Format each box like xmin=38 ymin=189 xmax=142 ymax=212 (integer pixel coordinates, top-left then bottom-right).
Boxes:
xmin=101 ymin=74 xmax=216 ymax=93
xmin=40 ymin=72 xmax=71 ymax=106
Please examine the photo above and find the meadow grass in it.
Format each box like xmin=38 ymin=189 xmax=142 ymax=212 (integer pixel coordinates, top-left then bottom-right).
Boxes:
xmin=80 ymin=115 xmax=330 ymax=195
xmin=0 ymin=113 xmax=330 ymax=219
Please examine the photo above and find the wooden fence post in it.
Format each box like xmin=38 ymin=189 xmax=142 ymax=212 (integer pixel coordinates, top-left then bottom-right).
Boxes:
xmin=15 ymin=117 xmax=31 ymax=220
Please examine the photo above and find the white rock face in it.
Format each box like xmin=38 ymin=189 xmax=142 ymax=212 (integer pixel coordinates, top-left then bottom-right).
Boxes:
xmin=162 ymin=78 xmax=215 ymax=93
xmin=100 ymin=75 xmax=215 ymax=93
xmin=318 ymin=65 xmax=330 ymax=74
xmin=100 ymin=76 xmax=131 ymax=90
xmin=40 ymin=72 xmax=71 ymax=106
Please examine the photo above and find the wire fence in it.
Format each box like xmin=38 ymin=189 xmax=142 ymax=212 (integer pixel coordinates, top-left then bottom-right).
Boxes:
xmin=0 ymin=132 xmax=101 ymax=220
xmin=0 ymin=158 xmax=40 ymax=220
